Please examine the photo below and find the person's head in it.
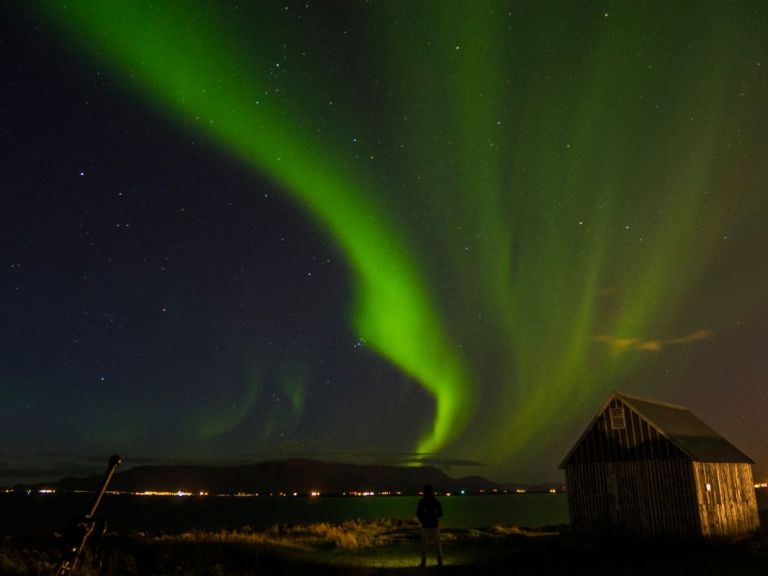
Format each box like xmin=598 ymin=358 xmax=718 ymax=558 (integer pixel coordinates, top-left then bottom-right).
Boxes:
xmin=423 ymin=484 xmax=435 ymax=497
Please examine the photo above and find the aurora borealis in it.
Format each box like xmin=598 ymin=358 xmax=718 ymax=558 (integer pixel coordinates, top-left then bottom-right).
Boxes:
xmin=2 ymin=2 xmax=768 ymax=484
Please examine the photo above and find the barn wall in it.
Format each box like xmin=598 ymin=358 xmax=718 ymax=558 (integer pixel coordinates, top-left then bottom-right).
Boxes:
xmin=566 ymin=463 xmax=609 ymax=533
xmin=567 ymin=460 xmax=699 ymax=540
xmin=692 ymin=462 xmax=759 ymax=539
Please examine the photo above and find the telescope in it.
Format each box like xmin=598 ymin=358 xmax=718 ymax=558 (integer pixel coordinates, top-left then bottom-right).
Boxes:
xmin=54 ymin=454 xmax=122 ymax=576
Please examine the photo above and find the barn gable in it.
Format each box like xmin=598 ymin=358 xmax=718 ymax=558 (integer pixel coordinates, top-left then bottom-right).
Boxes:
xmin=560 ymin=392 xmax=753 ymax=467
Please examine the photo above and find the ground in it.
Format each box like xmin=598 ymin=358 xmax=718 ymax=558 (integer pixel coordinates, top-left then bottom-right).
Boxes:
xmin=2 ymin=515 xmax=768 ymax=575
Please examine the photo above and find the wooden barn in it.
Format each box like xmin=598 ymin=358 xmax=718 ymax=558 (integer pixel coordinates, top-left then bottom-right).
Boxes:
xmin=560 ymin=392 xmax=759 ymax=541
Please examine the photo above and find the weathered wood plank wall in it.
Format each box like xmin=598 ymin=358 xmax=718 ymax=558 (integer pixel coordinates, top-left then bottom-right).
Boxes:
xmin=567 ymin=460 xmax=699 ymax=539
xmin=692 ymin=461 xmax=759 ymax=539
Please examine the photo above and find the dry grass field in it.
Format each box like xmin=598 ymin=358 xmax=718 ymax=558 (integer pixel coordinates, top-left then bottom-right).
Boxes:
xmin=2 ymin=513 xmax=768 ymax=575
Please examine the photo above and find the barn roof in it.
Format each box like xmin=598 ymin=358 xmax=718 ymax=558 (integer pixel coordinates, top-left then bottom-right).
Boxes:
xmin=615 ymin=393 xmax=753 ymax=463
xmin=560 ymin=392 xmax=753 ymax=466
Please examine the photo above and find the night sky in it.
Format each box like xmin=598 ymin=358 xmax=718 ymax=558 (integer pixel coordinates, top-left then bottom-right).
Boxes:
xmin=2 ymin=2 xmax=767 ymax=486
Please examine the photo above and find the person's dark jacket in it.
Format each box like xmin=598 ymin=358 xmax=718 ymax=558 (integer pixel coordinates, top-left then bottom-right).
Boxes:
xmin=417 ymin=496 xmax=443 ymax=529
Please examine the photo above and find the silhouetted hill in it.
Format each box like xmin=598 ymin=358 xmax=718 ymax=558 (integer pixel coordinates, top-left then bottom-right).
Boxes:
xmin=40 ymin=459 xmax=534 ymax=495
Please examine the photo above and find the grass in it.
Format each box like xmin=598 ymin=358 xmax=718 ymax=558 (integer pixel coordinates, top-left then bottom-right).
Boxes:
xmin=0 ymin=520 xmax=552 ymax=575
xmin=153 ymin=517 xmax=409 ymax=550
xmin=2 ymin=514 xmax=768 ymax=575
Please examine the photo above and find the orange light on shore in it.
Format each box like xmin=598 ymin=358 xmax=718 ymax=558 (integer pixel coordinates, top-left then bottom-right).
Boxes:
xmin=133 ymin=490 xmax=195 ymax=496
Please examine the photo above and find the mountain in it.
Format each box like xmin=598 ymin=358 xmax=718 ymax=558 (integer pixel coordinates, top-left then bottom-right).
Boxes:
xmin=42 ymin=459 xmax=525 ymax=495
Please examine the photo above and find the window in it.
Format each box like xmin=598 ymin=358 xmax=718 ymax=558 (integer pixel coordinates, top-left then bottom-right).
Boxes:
xmin=609 ymin=407 xmax=626 ymax=430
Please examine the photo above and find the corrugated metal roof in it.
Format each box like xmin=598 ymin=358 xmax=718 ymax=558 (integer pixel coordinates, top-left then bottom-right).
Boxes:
xmin=616 ymin=393 xmax=753 ymax=463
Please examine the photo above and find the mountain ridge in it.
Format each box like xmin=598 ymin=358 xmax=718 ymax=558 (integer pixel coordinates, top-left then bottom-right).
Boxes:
xmin=24 ymin=458 xmax=562 ymax=494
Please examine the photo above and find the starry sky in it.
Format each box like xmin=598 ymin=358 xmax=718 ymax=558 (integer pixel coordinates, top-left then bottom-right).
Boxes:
xmin=2 ymin=2 xmax=767 ymax=486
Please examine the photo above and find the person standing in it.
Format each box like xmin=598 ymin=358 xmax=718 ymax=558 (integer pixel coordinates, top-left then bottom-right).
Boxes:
xmin=416 ymin=484 xmax=443 ymax=567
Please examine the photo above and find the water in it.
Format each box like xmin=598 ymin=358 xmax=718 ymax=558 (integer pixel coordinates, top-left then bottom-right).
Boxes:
xmin=0 ymin=492 xmax=568 ymax=536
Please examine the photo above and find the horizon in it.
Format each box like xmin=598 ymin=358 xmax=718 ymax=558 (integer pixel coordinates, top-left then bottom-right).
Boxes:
xmin=0 ymin=454 xmax=567 ymax=489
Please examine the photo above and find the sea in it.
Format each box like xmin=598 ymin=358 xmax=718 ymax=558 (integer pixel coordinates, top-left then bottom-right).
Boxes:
xmin=0 ymin=492 xmax=568 ymax=536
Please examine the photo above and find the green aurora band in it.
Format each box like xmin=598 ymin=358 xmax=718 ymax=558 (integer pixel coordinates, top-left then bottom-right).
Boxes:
xmin=34 ymin=2 xmax=768 ymax=470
